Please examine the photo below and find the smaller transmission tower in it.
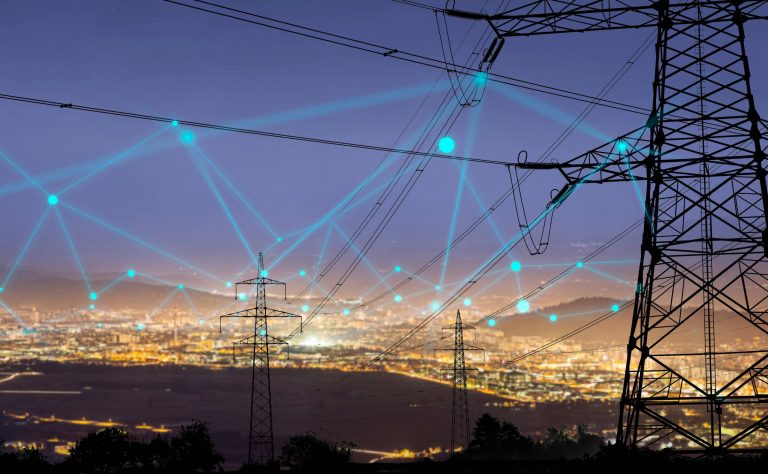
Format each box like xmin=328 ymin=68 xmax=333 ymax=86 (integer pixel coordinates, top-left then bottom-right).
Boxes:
xmin=436 ymin=310 xmax=482 ymax=456
xmin=220 ymin=252 xmax=301 ymax=466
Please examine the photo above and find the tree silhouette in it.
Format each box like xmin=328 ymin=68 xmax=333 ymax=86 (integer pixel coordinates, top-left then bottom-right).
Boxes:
xmin=468 ymin=413 xmax=535 ymax=459
xmin=279 ymin=433 xmax=353 ymax=472
xmin=165 ymin=421 xmax=223 ymax=473
xmin=64 ymin=427 xmax=137 ymax=473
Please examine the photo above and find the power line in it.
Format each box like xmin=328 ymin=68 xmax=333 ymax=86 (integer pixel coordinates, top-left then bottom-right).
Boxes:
xmin=160 ymin=0 xmax=651 ymax=115
xmin=0 ymin=92 xmax=510 ymax=166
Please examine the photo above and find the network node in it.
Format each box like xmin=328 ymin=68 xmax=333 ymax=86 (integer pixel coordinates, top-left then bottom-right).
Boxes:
xmin=47 ymin=194 xmax=58 ymax=206
xmin=475 ymin=71 xmax=488 ymax=85
xmin=177 ymin=283 xmax=184 ymax=290
xmin=343 ymin=308 xmax=350 ymax=316
xmin=617 ymin=140 xmax=629 ymax=154
xmin=127 ymin=269 xmax=136 ymax=278
xmin=226 ymin=281 xmax=232 ymax=288
xmin=611 ymin=304 xmax=620 ymax=312
xmin=549 ymin=314 xmax=558 ymax=322
xmin=488 ymin=319 xmax=496 ymax=327
xmin=89 ymin=292 xmax=98 ymax=301
xmin=89 ymin=304 xmax=96 ymax=310
xmin=0 ymin=287 xmax=4 ymax=293
xmin=276 ymin=237 xmax=283 ymax=242
xmin=260 ymin=269 xmax=269 ymax=278
xmin=394 ymin=265 xmax=402 ymax=273
xmin=435 ymin=285 xmax=441 ymax=290
xmin=238 ymin=292 xmax=247 ymax=300
xmin=199 ymin=319 xmax=205 ymax=325
xmin=394 ymin=294 xmax=402 ymax=303
xmin=302 ymin=304 xmax=309 ymax=312
xmin=463 ymin=298 xmax=472 ymax=306
xmin=259 ymin=329 xmax=267 ymax=336
xmin=576 ymin=261 xmax=584 ymax=268
xmin=510 ymin=260 xmax=521 ymax=272
xmin=438 ymin=136 xmax=455 ymax=153
xmin=516 ymin=299 xmax=530 ymax=313
xmin=179 ymin=129 xmax=196 ymax=145
xmin=96 ymin=322 xmax=103 ymax=328
xmin=430 ymin=301 xmax=440 ymax=312
xmin=171 ymin=120 xmax=179 ymax=127
xmin=137 ymin=323 xmax=145 ymax=331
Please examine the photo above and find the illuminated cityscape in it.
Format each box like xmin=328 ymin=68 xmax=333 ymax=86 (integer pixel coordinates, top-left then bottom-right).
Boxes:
xmin=3 ymin=0 xmax=768 ymax=470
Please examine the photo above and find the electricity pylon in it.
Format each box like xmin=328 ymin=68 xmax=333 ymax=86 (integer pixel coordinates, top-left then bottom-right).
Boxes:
xmin=220 ymin=252 xmax=301 ymax=465
xmin=436 ymin=310 xmax=482 ymax=456
xmin=451 ymin=0 xmax=768 ymax=453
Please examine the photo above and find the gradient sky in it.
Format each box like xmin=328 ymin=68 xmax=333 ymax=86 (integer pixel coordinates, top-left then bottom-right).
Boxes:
xmin=1 ymin=0 xmax=768 ymax=323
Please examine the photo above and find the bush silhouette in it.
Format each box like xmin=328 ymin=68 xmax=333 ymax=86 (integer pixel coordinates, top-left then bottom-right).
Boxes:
xmin=279 ymin=433 xmax=353 ymax=472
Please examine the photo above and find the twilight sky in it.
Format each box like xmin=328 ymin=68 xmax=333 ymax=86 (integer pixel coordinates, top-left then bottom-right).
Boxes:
xmin=1 ymin=0 xmax=767 ymax=321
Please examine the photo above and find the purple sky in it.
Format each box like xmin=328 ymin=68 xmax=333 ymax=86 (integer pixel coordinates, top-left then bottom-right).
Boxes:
xmin=1 ymin=0 xmax=767 ymax=319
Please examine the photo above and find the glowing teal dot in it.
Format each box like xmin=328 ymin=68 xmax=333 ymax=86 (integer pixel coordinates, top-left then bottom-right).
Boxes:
xmin=226 ymin=281 xmax=232 ymax=288
xmin=617 ymin=140 xmax=628 ymax=154
xmin=438 ymin=136 xmax=455 ymax=153
xmin=435 ymin=285 xmax=441 ymax=290
xmin=510 ymin=261 xmax=522 ymax=272
xmin=127 ymin=269 xmax=136 ymax=278
xmin=394 ymin=294 xmax=402 ymax=303
xmin=516 ymin=299 xmax=530 ymax=313
xmin=463 ymin=298 xmax=472 ymax=306
xmin=549 ymin=314 xmax=558 ymax=322
xmin=260 ymin=270 xmax=269 ymax=278
xmin=576 ymin=261 xmax=584 ymax=268
xmin=47 ymin=195 xmax=58 ymax=205
xmin=179 ymin=130 xmax=195 ymax=144
xmin=0 ymin=287 xmax=4 ymax=293
xmin=89 ymin=304 xmax=96 ymax=310
xmin=259 ymin=329 xmax=267 ymax=336
xmin=137 ymin=323 xmax=145 ymax=331
xmin=343 ymin=308 xmax=350 ymax=316
xmin=488 ymin=319 xmax=496 ymax=327
xmin=302 ymin=304 xmax=309 ymax=312
xmin=394 ymin=265 xmax=402 ymax=273
xmin=276 ymin=237 xmax=283 ymax=242
xmin=178 ymin=283 xmax=184 ymax=289
xmin=97 ymin=322 xmax=103 ymax=328
xmin=430 ymin=301 xmax=440 ymax=312
xmin=475 ymin=71 xmax=488 ymax=85
xmin=198 ymin=319 xmax=205 ymax=325
xmin=89 ymin=292 xmax=98 ymax=301
xmin=238 ymin=293 xmax=246 ymax=300
xmin=171 ymin=120 xmax=179 ymax=127
xmin=611 ymin=304 xmax=620 ymax=312
xmin=299 ymin=269 xmax=306 ymax=277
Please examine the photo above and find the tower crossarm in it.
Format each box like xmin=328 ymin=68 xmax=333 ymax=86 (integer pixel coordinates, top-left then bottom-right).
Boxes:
xmin=515 ymin=127 xmax=649 ymax=208
xmin=450 ymin=0 xmax=768 ymax=38
xmin=233 ymin=333 xmax=289 ymax=347
xmin=220 ymin=307 xmax=302 ymax=319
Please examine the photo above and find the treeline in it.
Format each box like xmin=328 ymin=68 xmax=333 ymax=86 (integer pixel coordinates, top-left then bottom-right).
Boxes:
xmin=3 ymin=414 xmax=768 ymax=472
xmin=465 ymin=413 xmax=603 ymax=460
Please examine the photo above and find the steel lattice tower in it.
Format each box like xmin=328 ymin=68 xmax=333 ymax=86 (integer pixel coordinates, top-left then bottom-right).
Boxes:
xmin=437 ymin=310 xmax=482 ymax=455
xmin=220 ymin=252 xmax=301 ymax=465
xmin=451 ymin=0 xmax=768 ymax=453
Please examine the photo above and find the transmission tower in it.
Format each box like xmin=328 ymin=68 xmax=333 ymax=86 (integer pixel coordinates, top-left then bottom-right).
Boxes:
xmin=450 ymin=0 xmax=768 ymax=453
xmin=220 ymin=252 xmax=301 ymax=465
xmin=436 ymin=310 xmax=482 ymax=456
